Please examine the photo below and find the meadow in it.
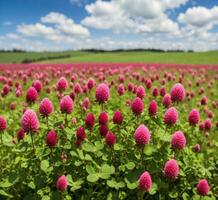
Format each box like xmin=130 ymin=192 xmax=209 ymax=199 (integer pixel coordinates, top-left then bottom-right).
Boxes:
xmin=0 ymin=63 xmax=217 ymax=199
xmin=0 ymin=50 xmax=218 ymax=64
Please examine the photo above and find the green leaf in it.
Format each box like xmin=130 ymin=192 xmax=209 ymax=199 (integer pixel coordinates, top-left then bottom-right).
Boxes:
xmin=180 ymin=169 xmax=186 ymax=177
xmin=192 ymin=195 xmax=200 ymax=200
xmin=84 ymin=154 xmax=92 ymax=161
xmin=71 ymin=179 xmax=84 ymax=191
xmin=0 ymin=190 xmax=13 ymax=198
xmin=86 ymin=164 xmax=96 ymax=174
xmin=74 ymin=160 xmax=82 ymax=166
xmin=82 ymin=142 xmax=96 ymax=152
xmin=107 ymin=180 xmax=116 ymax=188
xmin=182 ymin=192 xmax=189 ymax=200
xmin=117 ymin=181 xmax=125 ymax=189
xmin=87 ymin=174 xmax=99 ymax=183
xmin=70 ymin=151 xmax=77 ymax=157
xmin=95 ymin=141 xmax=104 ymax=150
xmin=42 ymin=196 xmax=50 ymax=200
xmin=0 ymin=179 xmax=13 ymax=188
xmin=119 ymin=191 xmax=127 ymax=199
xmin=66 ymin=175 xmax=73 ymax=186
xmin=114 ymin=144 xmax=123 ymax=151
xmin=77 ymin=149 xmax=84 ymax=160
xmin=204 ymin=197 xmax=214 ymax=200
xmin=169 ymin=191 xmax=178 ymax=198
xmin=149 ymin=182 xmax=158 ymax=195
xmin=107 ymin=192 xmax=113 ymax=200
xmin=126 ymin=162 xmax=135 ymax=170
xmin=107 ymin=180 xmax=125 ymax=190
xmin=27 ymin=181 xmax=36 ymax=189
xmin=101 ymin=164 xmax=115 ymax=174
xmin=40 ymin=160 xmax=51 ymax=173
xmin=158 ymin=131 xmax=171 ymax=142
xmin=119 ymin=165 xmax=126 ymax=172
xmin=143 ymin=145 xmax=156 ymax=156
xmin=100 ymin=164 xmax=115 ymax=179
xmin=99 ymin=172 xmax=111 ymax=179
xmin=124 ymin=178 xmax=137 ymax=190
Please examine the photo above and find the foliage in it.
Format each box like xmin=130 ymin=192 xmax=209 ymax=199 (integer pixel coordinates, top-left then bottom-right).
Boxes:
xmin=0 ymin=64 xmax=218 ymax=199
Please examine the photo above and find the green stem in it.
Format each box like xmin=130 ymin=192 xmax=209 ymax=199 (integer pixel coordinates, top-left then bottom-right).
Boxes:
xmin=61 ymin=192 xmax=64 ymax=200
xmin=137 ymin=115 xmax=140 ymax=126
xmin=64 ymin=113 xmax=68 ymax=127
xmin=101 ymin=103 xmax=104 ymax=112
xmin=141 ymin=147 xmax=144 ymax=166
xmin=46 ymin=116 xmax=49 ymax=129
xmin=50 ymin=147 xmax=53 ymax=158
xmin=0 ymin=132 xmax=3 ymax=145
xmin=30 ymin=132 xmax=35 ymax=154
xmin=117 ymin=126 xmax=122 ymax=140
xmin=111 ymin=147 xmax=115 ymax=164
xmin=89 ymin=128 xmax=92 ymax=141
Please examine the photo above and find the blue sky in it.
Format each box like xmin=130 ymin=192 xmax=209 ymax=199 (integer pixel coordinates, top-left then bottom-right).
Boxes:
xmin=0 ymin=0 xmax=218 ymax=51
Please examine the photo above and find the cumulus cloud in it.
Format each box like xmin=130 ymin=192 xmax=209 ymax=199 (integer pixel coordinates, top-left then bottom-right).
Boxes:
xmin=41 ymin=12 xmax=90 ymax=37
xmin=17 ymin=12 xmax=90 ymax=42
xmin=119 ymin=0 xmax=189 ymax=18
xmin=2 ymin=33 xmax=218 ymax=52
xmin=82 ymin=1 xmax=134 ymax=32
xmin=5 ymin=33 xmax=20 ymax=40
xmin=17 ymin=23 xmax=58 ymax=37
xmin=1 ymin=1 xmax=218 ymax=52
xmin=177 ymin=5 xmax=218 ymax=47
xmin=178 ymin=6 xmax=218 ymax=28
xmin=82 ymin=0 xmax=187 ymax=34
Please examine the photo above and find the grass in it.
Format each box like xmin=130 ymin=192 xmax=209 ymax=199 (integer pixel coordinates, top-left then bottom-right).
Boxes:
xmin=0 ymin=50 xmax=218 ymax=64
xmin=0 ymin=51 xmax=86 ymax=64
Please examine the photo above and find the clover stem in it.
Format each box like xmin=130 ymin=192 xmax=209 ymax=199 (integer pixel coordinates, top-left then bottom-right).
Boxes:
xmin=111 ymin=147 xmax=115 ymax=164
xmin=0 ymin=132 xmax=3 ymax=145
xmin=46 ymin=116 xmax=49 ymax=129
xmin=90 ymin=128 xmax=93 ymax=141
xmin=101 ymin=103 xmax=104 ymax=112
xmin=64 ymin=113 xmax=68 ymax=127
xmin=141 ymin=147 xmax=144 ymax=166
xmin=30 ymin=131 xmax=35 ymax=154
xmin=50 ymin=147 xmax=53 ymax=158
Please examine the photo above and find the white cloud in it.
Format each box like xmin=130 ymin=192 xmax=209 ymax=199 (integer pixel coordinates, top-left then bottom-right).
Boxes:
xmin=41 ymin=12 xmax=90 ymax=37
xmin=82 ymin=0 xmax=184 ymax=34
xmin=178 ymin=6 xmax=218 ymax=28
xmin=1 ymin=31 xmax=218 ymax=52
xmin=5 ymin=33 xmax=20 ymax=39
xmin=135 ymin=15 xmax=179 ymax=35
xmin=177 ymin=5 xmax=218 ymax=48
xmin=118 ymin=0 xmax=162 ymax=19
xmin=16 ymin=12 xmax=90 ymax=43
xmin=118 ymin=0 xmax=189 ymax=18
xmin=1 ymin=2 xmax=218 ymax=52
xmin=160 ymin=0 xmax=189 ymax=10
xmin=17 ymin=23 xmax=58 ymax=37
xmin=82 ymin=1 xmax=134 ymax=32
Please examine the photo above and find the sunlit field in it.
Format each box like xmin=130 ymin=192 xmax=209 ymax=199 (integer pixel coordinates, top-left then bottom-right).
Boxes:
xmin=1 ymin=51 xmax=218 ymax=64
xmin=0 ymin=63 xmax=217 ymax=199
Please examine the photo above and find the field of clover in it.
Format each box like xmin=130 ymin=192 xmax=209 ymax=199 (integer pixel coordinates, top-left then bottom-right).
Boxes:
xmin=0 ymin=63 xmax=218 ymax=200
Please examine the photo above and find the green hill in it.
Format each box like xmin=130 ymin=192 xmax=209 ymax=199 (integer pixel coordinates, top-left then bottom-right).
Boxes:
xmin=0 ymin=50 xmax=218 ymax=64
